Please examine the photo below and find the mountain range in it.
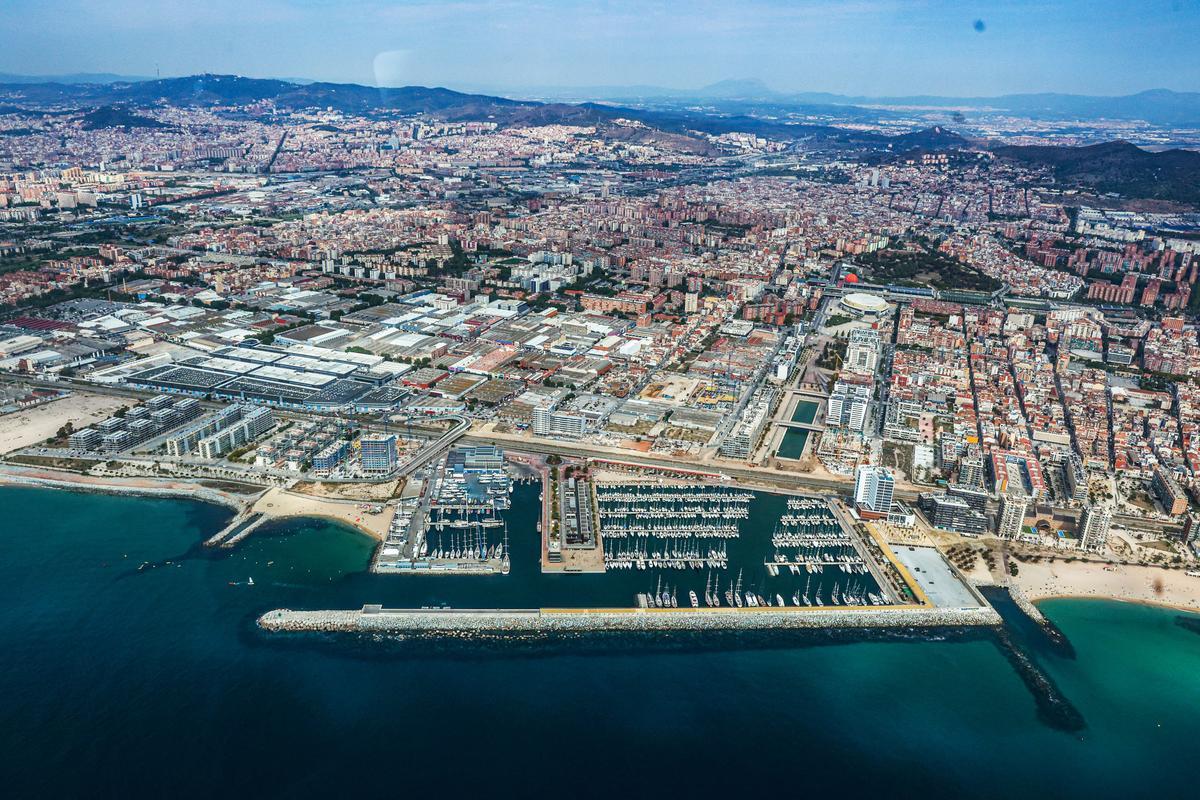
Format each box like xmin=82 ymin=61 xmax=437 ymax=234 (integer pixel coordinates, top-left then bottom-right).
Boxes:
xmin=1 ymin=74 xmax=1197 ymax=204
xmin=5 ymin=72 xmax=1200 ymax=125
xmin=502 ymin=80 xmax=1200 ymax=127
xmin=0 ymin=72 xmax=153 ymax=85
xmin=0 ymin=74 xmax=945 ymax=153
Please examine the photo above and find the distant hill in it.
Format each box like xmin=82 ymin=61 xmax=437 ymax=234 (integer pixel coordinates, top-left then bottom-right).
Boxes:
xmin=695 ymin=78 xmax=774 ymax=100
xmin=993 ymin=140 xmax=1200 ymax=205
xmin=0 ymin=72 xmax=152 ymax=85
xmin=79 ymin=105 xmax=170 ymax=130
xmin=488 ymin=82 xmax=1200 ymax=127
xmin=27 ymin=75 xmax=1195 ymax=126
xmin=889 ymin=126 xmax=970 ymax=151
xmin=0 ymin=73 xmax=979 ymax=155
xmin=0 ymin=74 xmax=529 ymax=115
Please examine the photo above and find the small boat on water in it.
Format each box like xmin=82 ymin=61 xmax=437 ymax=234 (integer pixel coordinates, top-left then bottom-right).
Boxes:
xmin=689 ymin=590 xmax=699 ymax=608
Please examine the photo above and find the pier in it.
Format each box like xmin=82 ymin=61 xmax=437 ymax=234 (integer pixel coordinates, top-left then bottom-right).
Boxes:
xmin=204 ymin=511 xmax=265 ymax=547
xmin=596 ymin=484 xmax=753 ymax=573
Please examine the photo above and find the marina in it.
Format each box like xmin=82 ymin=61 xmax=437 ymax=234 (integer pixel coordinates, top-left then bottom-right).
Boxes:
xmin=765 ymin=499 xmax=872 ymax=591
xmin=597 ymin=484 xmax=751 ymax=572
xmin=596 ymin=482 xmax=891 ymax=608
xmin=153 ymin=452 xmax=982 ymax=620
xmin=372 ymin=444 xmax=514 ymax=575
xmin=5 ymin=484 xmax=1200 ymax=800
xmin=359 ymin=467 xmax=920 ymax=616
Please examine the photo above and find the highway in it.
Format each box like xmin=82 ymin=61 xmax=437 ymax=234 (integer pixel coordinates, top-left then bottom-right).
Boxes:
xmin=462 ymin=430 xmax=876 ymax=499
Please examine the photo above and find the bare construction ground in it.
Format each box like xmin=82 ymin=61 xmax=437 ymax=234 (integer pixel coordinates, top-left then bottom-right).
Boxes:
xmin=0 ymin=392 xmax=129 ymax=455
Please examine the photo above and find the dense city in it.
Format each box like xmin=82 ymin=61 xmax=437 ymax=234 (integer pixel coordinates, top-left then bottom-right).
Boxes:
xmin=2 ymin=75 xmax=1200 ymax=628
xmin=7 ymin=0 xmax=1200 ymax=795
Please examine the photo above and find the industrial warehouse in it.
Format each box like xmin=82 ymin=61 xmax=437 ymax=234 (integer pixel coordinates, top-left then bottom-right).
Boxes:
xmin=120 ymin=342 xmax=411 ymax=412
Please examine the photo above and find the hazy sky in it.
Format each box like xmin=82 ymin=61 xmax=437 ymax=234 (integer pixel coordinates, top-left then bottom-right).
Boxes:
xmin=2 ymin=0 xmax=1198 ymax=96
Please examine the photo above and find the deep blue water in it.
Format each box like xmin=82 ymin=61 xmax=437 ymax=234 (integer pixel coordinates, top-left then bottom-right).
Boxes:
xmin=1 ymin=486 xmax=1198 ymax=799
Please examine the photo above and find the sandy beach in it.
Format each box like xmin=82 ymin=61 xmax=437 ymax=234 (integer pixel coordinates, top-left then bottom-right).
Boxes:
xmin=0 ymin=392 xmax=130 ymax=455
xmin=1014 ymin=558 xmax=1200 ymax=612
xmin=251 ymin=486 xmax=394 ymax=540
xmin=0 ymin=464 xmax=393 ymax=541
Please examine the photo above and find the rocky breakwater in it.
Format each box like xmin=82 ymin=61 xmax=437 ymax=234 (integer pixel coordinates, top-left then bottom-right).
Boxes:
xmin=0 ymin=466 xmax=253 ymax=512
xmin=999 ymin=583 xmax=1075 ymax=658
xmin=259 ymin=604 xmax=1003 ymax=635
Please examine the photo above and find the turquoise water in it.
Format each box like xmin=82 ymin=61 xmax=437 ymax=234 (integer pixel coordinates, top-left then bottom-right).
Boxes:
xmin=777 ymin=399 xmax=818 ymax=459
xmin=1 ymin=486 xmax=1198 ymax=798
xmin=792 ymin=399 xmax=820 ymax=423
xmin=777 ymin=427 xmax=809 ymax=458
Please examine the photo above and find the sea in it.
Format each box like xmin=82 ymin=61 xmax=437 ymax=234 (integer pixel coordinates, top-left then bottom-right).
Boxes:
xmin=1 ymin=485 xmax=1198 ymax=799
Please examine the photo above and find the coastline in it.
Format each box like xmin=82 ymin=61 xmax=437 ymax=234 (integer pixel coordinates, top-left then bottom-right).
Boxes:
xmin=248 ymin=486 xmax=394 ymax=541
xmin=0 ymin=463 xmax=253 ymax=512
xmin=4 ymin=470 xmax=1198 ymax=618
xmin=1013 ymin=558 xmax=1200 ymax=613
xmin=0 ymin=464 xmax=394 ymax=541
xmin=1031 ymin=593 xmax=1200 ymax=616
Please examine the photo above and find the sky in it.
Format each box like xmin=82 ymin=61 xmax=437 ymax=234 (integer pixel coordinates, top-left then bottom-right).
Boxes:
xmin=1 ymin=0 xmax=1198 ymax=97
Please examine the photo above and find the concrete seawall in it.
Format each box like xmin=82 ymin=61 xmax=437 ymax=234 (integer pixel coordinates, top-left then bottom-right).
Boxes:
xmin=259 ymin=604 xmax=1003 ymax=634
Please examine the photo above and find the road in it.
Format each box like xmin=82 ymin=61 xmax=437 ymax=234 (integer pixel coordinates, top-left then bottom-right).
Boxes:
xmin=462 ymin=430 xmax=883 ymax=500
xmin=396 ymin=415 xmax=470 ymax=477
xmin=5 ymin=379 xmax=1177 ymax=538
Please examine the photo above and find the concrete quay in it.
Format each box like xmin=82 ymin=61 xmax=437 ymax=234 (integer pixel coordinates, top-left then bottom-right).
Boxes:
xmin=259 ymin=604 xmax=1002 ymax=635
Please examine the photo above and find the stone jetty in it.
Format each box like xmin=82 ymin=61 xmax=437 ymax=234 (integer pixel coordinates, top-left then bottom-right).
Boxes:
xmin=259 ymin=604 xmax=1002 ymax=634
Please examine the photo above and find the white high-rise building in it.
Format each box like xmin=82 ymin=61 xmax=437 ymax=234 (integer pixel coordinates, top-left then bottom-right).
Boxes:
xmin=1078 ymin=505 xmax=1112 ymax=552
xmin=844 ymin=328 xmax=880 ymax=375
xmin=854 ymin=466 xmax=895 ymax=514
xmin=997 ymin=494 xmax=1029 ymax=540
xmin=827 ymin=380 xmax=871 ymax=432
xmin=533 ymin=406 xmax=586 ymax=439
